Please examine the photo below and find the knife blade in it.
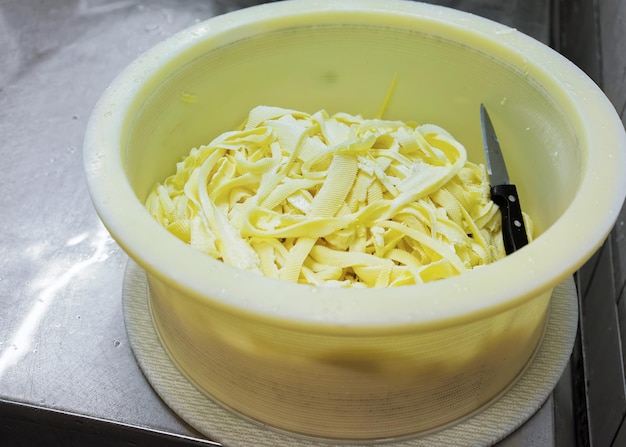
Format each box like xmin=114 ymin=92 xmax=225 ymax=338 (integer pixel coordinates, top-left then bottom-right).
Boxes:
xmin=480 ymin=104 xmax=529 ymax=254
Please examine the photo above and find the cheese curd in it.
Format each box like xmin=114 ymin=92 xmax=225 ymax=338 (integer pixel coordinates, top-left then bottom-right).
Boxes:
xmin=145 ymin=106 xmax=532 ymax=287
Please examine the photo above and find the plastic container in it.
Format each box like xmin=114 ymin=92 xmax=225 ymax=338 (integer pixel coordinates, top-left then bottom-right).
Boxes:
xmin=83 ymin=0 xmax=626 ymax=441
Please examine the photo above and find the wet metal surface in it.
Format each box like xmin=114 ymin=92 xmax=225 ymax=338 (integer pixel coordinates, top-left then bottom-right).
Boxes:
xmin=0 ymin=1 xmax=568 ymax=445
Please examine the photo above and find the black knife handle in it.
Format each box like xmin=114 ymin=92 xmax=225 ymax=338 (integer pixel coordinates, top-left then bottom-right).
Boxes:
xmin=490 ymin=184 xmax=529 ymax=254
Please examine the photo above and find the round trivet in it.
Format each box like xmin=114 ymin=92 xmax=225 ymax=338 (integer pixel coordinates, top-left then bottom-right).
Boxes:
xmin=123 ymin=259 xmax=578 ymax=447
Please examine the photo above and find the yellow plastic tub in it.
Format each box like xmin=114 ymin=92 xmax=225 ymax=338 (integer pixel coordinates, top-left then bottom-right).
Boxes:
xmin=84 ymin=0 xmax=626 ymax=441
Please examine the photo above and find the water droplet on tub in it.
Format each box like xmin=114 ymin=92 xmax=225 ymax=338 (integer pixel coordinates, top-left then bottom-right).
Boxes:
xmin=113 ymin=339 xmax=121 ymax=347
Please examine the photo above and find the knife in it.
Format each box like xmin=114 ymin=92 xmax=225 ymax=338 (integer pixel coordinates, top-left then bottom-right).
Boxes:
xmin=480 ymin=104 xmax=529 ymax=254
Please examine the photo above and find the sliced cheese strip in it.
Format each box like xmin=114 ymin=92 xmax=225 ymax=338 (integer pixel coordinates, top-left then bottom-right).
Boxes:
xmin=146 ymin=106 xmax=533 ymax=287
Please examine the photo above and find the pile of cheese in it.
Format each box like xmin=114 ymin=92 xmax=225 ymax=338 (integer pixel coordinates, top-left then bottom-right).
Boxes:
xmin=146 ymin=106 xmax=529 ymax=287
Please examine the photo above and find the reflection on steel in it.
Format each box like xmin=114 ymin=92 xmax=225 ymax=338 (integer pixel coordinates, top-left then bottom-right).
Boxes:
xmin=0 ymin=227 xmax=112 ymax=378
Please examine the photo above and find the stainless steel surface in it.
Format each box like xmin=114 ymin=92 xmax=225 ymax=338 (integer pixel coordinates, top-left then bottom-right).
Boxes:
xmin=0 ymin=1 xmax=568 ymax=445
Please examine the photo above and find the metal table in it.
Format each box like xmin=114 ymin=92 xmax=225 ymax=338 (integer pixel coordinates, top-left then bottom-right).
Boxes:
xmin=0 ymin=1 xmax=573 ymax=445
